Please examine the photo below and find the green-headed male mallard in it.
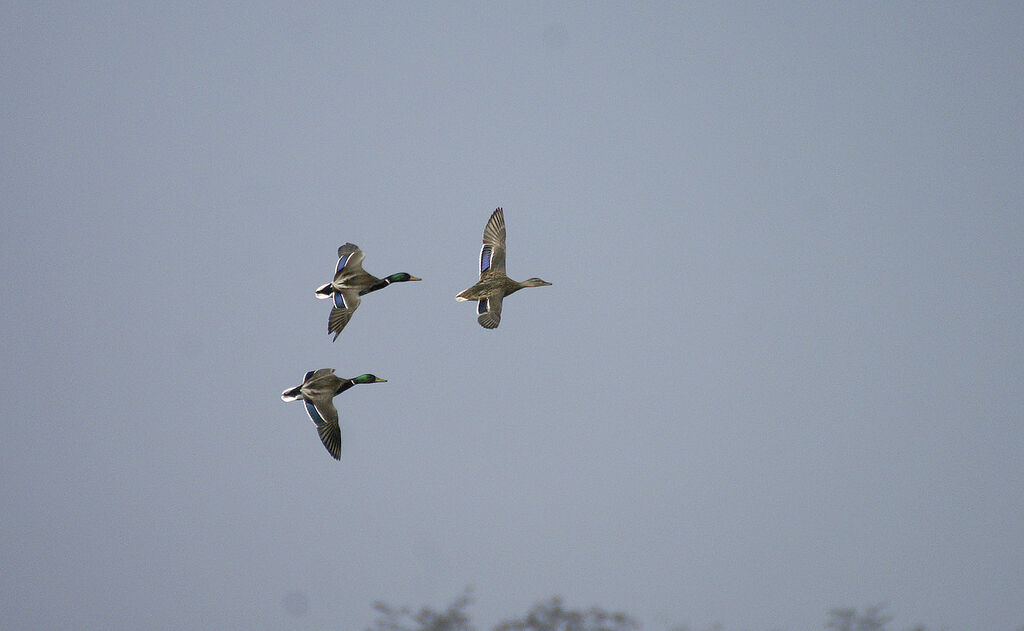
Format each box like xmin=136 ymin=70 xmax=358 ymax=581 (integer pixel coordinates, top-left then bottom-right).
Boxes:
xmin=456 ymin=207 xmax=551 ymax=328
xmin=280 ymin=368 xmax=388 ymax=460
xmin=315 ymin=243 xmax=421 ymax=341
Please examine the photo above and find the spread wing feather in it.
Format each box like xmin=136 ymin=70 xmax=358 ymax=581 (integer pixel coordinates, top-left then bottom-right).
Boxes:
xmin=477 ymin=294 xmax=503 ymax=329
xmin=334 ymin=243 xmax=366 ymax=278
xmin=480 ymin=208 xmax=506 ymax=276
xmin=328 ymin=291 xmax=361 ymax=341
xmin=317 ymin=419 xmax=342 ymax=460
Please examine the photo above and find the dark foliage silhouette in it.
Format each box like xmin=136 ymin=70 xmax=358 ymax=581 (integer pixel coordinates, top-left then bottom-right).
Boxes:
xmin=366 ymin=593 xmax=1005 ymax=631
xmin=825 ymin=605 xmax=892 ymax=631
xmin=493 ymin=596 xmax=637 ymax=631
xmin=367 ymin=591 xmax=475 ymax=631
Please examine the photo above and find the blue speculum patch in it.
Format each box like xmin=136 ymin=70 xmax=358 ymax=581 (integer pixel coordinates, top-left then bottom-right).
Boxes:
xmin=303 ymin=370 xmax=315 ymax=383
xmin=478 ymin=298 xmax=488 ymax=314
xmin=304 ymin=400 xmax=325 ymax=425
xmin=336 ymin=253 xmax=351 ymax=274
xmin=480 ymin=247 xmax=491 ymax=271
xmin=334 ymin=292 xmax=347 ymax=309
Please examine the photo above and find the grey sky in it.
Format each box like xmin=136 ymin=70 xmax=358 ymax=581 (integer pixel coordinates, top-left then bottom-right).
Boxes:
xmin=2 ymin=3 xmax=1022 ymax=630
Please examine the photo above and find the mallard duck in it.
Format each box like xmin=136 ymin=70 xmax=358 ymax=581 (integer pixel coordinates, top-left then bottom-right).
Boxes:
xmin=280 ymin=368 xmax=387 ymax=460
xmin=315 ymin=243 xmax=421 ymax=341
xmin=456 ymin=207 xmax=551 ymax=328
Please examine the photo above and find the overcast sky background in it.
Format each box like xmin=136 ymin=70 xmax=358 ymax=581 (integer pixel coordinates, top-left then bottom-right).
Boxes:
xmin=2 ymin=3 xmax=1022 ymax=630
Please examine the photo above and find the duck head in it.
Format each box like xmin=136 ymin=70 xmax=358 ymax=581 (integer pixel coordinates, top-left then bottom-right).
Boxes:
xmin=387 ymin=273 xmax=422 ymax=283
xmin=352 ymin=374 xmax=388 ymax=384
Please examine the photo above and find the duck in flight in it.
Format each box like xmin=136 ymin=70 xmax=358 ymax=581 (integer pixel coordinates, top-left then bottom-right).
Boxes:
xmin=281 ymin=369 xmax=387 ymax=460
xmin=456 ymin=207 xmax=551 ymax=328
xmin=315 ymin=243 xmax=421 ymax=341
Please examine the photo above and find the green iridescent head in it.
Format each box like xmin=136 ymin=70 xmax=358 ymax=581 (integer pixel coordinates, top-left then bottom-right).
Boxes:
xmin=387 ymin=273 xmax=421 ymax=283
xmin=353 ymin=374 xmax=388 ymax=384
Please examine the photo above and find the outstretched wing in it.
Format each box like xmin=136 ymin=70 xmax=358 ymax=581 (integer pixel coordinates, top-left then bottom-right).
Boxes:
xmin=302 ymin=396 xmax=341 ymax=460
xmin=303 ymin=394 xmax=337 ymax=426
xmin=316 ymin=417 xmax=342 ymax=460
xmin=334 ymin=243 xmax=367 ymax=279
xmin=328 ymin=290 xmax=361 ymax=341
xmin=304 ymin=368 xmax=334 ymax=384
xmin=477 ymin=294 xmax=503 ymax=329
xmin=479 ymin=207 xmax=506 ymax=278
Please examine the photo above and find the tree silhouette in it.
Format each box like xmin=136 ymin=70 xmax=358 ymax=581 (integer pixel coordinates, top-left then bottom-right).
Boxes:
xmin=365 ymin=593 xmax=1001 ymax=631
xmin=366 ymin=594 xmax=635 ymax=631
xmin=825 ymin=605 xmax=892 ymax=631
xmin=493 ymin=597 xmax=637 ymax=631
xmin=367 ymin=591 xmax=475 ymax=631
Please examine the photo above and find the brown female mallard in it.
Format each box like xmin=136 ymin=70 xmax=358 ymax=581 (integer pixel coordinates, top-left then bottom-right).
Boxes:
xmin=455 ymin=207 xmax=551 ymax=328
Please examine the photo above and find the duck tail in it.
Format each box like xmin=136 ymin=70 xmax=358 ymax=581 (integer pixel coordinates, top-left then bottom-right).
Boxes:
xmin=314 ymin=283 xmax=333 ymax=299
xmin=281 ymin=386 xmax=302 ymax=402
